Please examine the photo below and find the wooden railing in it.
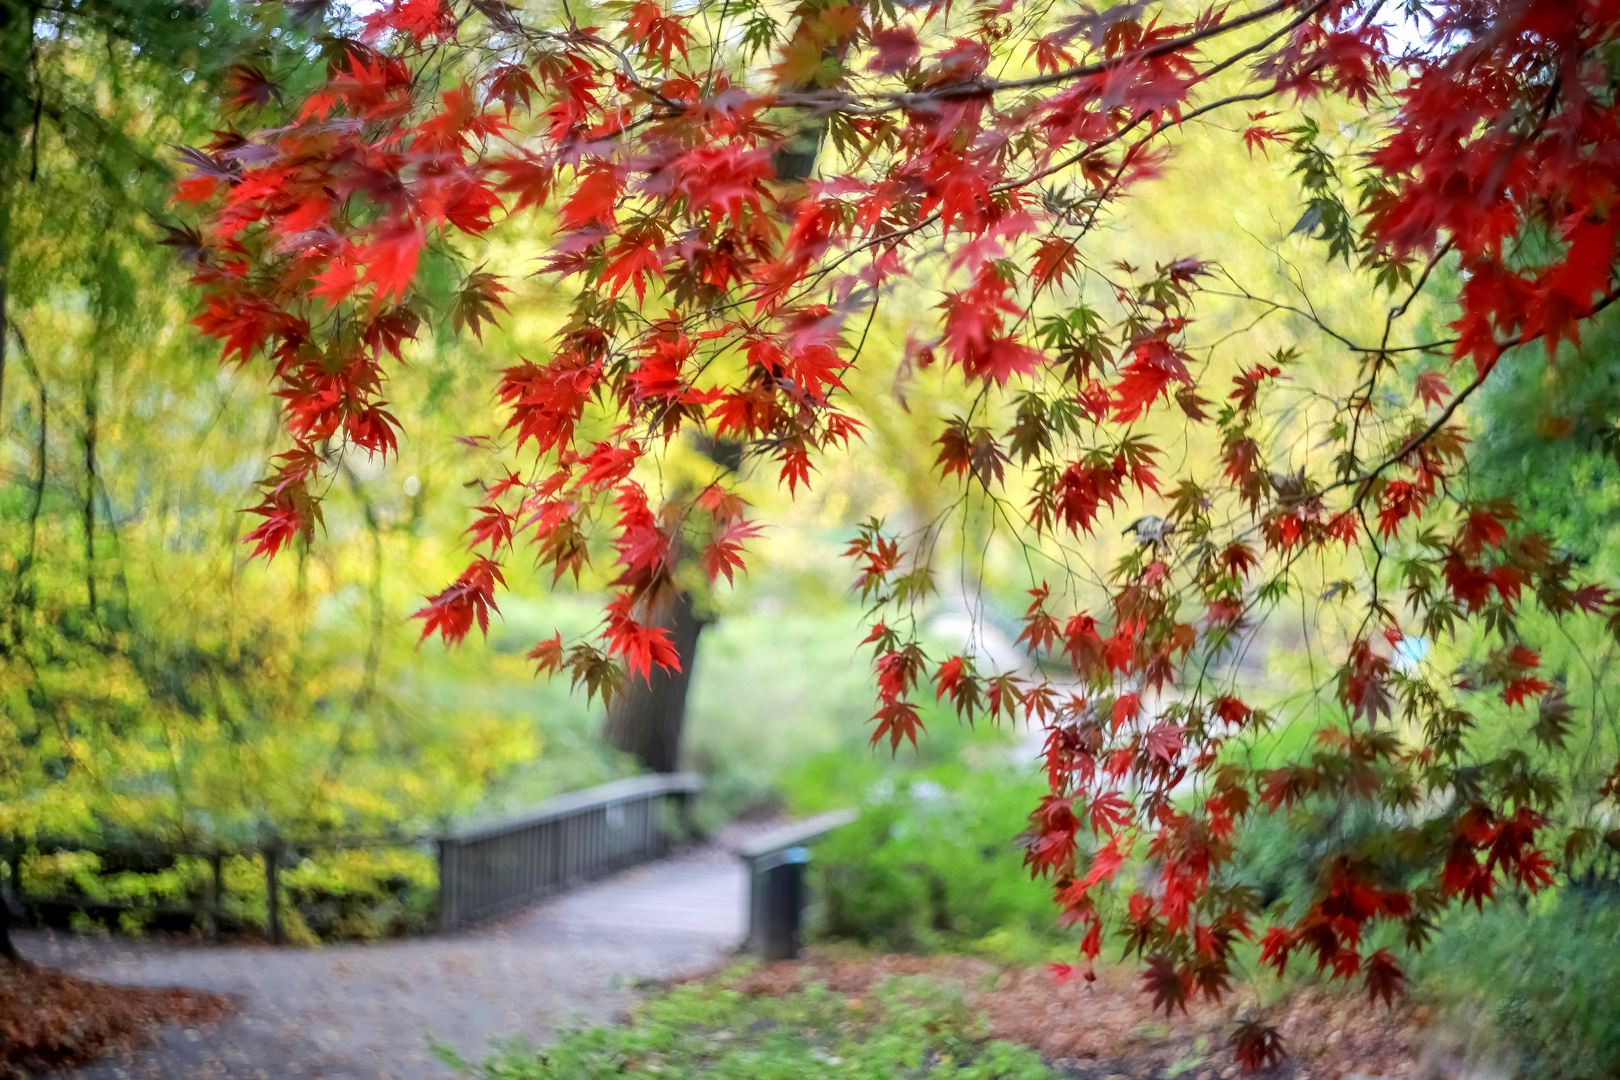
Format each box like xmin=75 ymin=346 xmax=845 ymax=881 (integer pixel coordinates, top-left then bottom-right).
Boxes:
xmin=2 ymin=773 xmax=704 ymax=941
xmin=436 ymin=772 xmax=702 ymax=931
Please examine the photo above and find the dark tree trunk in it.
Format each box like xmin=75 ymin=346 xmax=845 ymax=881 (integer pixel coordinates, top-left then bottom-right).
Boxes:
xmin=0 ymin=0 xmax=37 ymax=436
xmin=772 ymin=81 xmax=827 ymax=184
xmin=0 ymin=891 xmax=15 ymax=963
xmin=0 ymin=0 xmax=35 ymax=964
xmin=602 ymin=589 xmax=708 ymax=774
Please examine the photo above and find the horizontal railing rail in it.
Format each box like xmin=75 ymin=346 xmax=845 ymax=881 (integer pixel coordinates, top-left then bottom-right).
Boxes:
xmin=437 ymin=772 xmax=702 ymax=931
xmin=735 ymin=810 xmax=857 ymax=866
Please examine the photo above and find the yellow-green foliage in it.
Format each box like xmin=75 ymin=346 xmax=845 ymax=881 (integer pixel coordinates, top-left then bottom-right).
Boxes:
xmin=0 ymin=4 xmax=627 ymax=937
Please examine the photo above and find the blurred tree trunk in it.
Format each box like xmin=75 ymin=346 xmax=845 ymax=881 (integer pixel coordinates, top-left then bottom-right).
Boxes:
xmin=1 ymin=0 xmax=36 ymax=426
xmin=597 ymin=102 xmax=821 ymax=778
xmin=0 ymin=889 xmax=15 ymax=962
xmin=0 ymin=0 xmax=34 ymax=963
xmin=602 ymin=589 xmax=707 ymax=774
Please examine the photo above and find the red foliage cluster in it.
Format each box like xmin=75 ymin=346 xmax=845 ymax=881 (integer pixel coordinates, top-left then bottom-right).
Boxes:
xmin=176 ymin=0 xmax=1620 ymax=1068
xmin=0 ymin=960 xmax=234 ymax=1077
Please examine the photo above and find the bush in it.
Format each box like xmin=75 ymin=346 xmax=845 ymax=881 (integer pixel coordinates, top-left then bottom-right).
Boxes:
xmin=278 ymin=847 xmax=438 ymax=941
xmin=1411 ymin=887 xmax=1620 ymax=1080
xmin=790 ymin=761 xmax=1062 ymax=960
xmin=17 ymin=844 xmax=438 ymax=943
xmin=438 ymin=971 xmax=1059 ymax=1080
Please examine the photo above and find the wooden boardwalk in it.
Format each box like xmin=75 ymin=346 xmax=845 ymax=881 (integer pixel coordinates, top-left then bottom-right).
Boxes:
xmin=18 ymin=847 xmax=748 ymax=1080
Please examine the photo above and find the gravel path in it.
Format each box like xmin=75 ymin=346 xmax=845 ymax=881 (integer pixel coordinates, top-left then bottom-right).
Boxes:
xmin=17 ymin=847 xmax=748 ymax=1080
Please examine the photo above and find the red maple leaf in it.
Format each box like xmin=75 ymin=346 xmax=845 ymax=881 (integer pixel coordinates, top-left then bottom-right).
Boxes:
xmin=1362 ymin=948 xmax=1406 ymax=1007
xmin=1229 ymin=1021 xmax=1286 ymax=1074
xmin=413 ymin=558 xmax=506 ymax=645
xmin=1414 ymin=368 xmax=1450 ymax=408
xmin=1141 ymin=954 xmax=1189 ymax=1016
xmin=870 ymin=700 xmax=924 ymax=752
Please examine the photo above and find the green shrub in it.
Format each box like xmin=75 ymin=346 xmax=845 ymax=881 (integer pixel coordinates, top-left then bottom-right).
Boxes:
xmin=16 ymin=844 xmax=437 ymax=942
xmin=793 ymin=761 xmax=1062 ymax=960
xmin=1411 ymin=887 xmax=1620 ymax=1080
xmin=438 ymin=972 xmax=1058 ymax=1080
xmin=279 ymin=847 xmax=439 ymax=941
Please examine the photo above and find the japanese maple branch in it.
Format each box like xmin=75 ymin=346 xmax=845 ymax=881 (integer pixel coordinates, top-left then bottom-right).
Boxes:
xmin=1336 ymin=284 xmax=1620 ymax=502
xmin=774 ymin=0 xmax=1313 ymax=113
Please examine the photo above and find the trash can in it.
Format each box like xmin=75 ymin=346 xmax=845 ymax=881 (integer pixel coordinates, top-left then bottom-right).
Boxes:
xmin=751 ymin=846 xmax=808 ymax=960
xmin=737 ymin=810 xmax=856 ymax=960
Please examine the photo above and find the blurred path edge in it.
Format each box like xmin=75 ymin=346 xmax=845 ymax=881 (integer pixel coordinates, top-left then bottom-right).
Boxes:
xmin=17 ymin=846 xmax=747 ymax=1080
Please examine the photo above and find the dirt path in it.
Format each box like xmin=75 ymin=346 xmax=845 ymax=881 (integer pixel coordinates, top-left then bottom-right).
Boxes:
xmin=17 ymin=847 xmax=748 ymax=1080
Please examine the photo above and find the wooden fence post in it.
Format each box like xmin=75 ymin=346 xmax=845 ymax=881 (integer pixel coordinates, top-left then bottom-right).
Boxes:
xmin=208 ymin=851 xmax=224 ymax=939
xmin=676 ymin=789 xmax=698 ymax=842
xmin=436 ymin=837 xmax=455 ymax=933
xmin=264 ymin=843 xmax=281 ymax=945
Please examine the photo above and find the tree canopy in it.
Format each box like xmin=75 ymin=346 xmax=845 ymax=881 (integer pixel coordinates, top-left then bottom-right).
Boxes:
xmin=169 ymin=0 xmax=1620 ymax=1064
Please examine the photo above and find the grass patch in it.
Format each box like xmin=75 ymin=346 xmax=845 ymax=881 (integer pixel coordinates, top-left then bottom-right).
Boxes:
xmin=436 ymin=971 xmax=1059 ymax=1080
